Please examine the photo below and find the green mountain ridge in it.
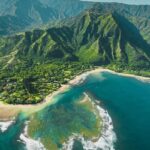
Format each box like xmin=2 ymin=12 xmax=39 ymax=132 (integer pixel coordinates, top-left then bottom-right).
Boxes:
xmin=1 ymin=9 xmax=150 ymax=68
xmin=0 ymin=0 xmax=92 ymax=36
xmin=2 ymin=1 xmax=150 ymax=36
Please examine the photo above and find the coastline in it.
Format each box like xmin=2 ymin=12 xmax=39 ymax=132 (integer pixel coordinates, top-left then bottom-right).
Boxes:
xmin=0 ymin=67 xmax=150 ymax=120
xmin=103 ymin=69 xmax=150 ymax=82
xmin=0 ymin=67 xmax=149 ymax=149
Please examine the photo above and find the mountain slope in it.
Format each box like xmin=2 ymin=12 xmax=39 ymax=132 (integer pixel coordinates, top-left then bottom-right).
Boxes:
xmin=0 ymin=0 xmax=92 ymax=36
xmin=0 ymin=8 xmax=150 ymax=68
xmin=91 ymin=2 xmax=150 ymax=19
xmin=72 ymin=10 xmax=150 ymax=68
xmin=2 ymin=1 xmax=150 ymax=37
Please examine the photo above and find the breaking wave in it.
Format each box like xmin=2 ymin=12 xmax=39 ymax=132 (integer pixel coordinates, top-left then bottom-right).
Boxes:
xmin=20 ymin=121 xmax=46 ymax=150
xmin=0 ymin=120 xmax=14 ymax=132
xmin=62 ymin=95 xmax=117 ymax=150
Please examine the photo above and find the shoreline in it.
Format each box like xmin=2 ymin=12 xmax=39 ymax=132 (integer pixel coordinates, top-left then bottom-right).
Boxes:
xmin=103 ymin=69 xmax=150 ymax=82
xmin=0 ymin=67 xmax=150 ymax=120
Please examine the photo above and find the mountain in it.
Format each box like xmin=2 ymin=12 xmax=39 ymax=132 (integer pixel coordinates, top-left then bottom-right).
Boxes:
xmin=90 ymin=3 xmax=150 ymax=44
xmin=0 ymin=3 xmax=150 ymax=104
xmin=1 ymin=5 xmax=150 ymax=68
xmin=90 ymin=2 xmax=150 ymax=18
xmin=0 ymin=0 xmax=92 ymax=36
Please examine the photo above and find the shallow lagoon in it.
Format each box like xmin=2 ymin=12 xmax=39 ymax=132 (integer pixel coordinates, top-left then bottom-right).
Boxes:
xmin=0 ymin=71 xmax=150 ymax=150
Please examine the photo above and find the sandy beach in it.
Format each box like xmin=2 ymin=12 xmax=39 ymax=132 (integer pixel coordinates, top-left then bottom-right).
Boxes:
xmin=0 ymin=67 xmax=150 ymax=120
xmin=103 ymin=69 xmax=150 ymax=82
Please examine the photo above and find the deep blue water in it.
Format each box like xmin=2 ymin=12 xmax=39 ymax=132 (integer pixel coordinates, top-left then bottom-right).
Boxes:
xmin=0 ymin=71 xmax=150 ymax=150
xmin=84 ymin=72 xmax=150 ymax=150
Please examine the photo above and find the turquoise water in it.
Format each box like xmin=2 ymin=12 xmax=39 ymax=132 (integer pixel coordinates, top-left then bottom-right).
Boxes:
xmin=0 ymin=113 xmax=26 ymax=150
xmin=85 ymin=72 xmax=150 ymax=150
xmin=0 ymin=71 xmax=150 ymax=150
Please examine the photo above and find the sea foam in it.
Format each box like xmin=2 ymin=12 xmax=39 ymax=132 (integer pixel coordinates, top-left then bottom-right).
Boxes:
xmin=0 ymin=120 xmax=14 ymax=132
xmin=20 ymin=121 xmax=46 ymax=150
xmin=62 ymin=94 xmax=117 ymax=150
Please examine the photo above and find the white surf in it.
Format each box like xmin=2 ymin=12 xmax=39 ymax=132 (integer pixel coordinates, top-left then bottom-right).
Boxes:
xmin=0 ymin=120 xmax=14 ymax=132
xmin=62 ymin=95 xmax=117 ymax=150
xmin=20 ymin=121 xmax=46 ymax=150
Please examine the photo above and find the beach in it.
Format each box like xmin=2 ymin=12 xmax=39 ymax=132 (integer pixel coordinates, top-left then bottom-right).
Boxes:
xmin=0 ymin=67 xmax=150 ymax=120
